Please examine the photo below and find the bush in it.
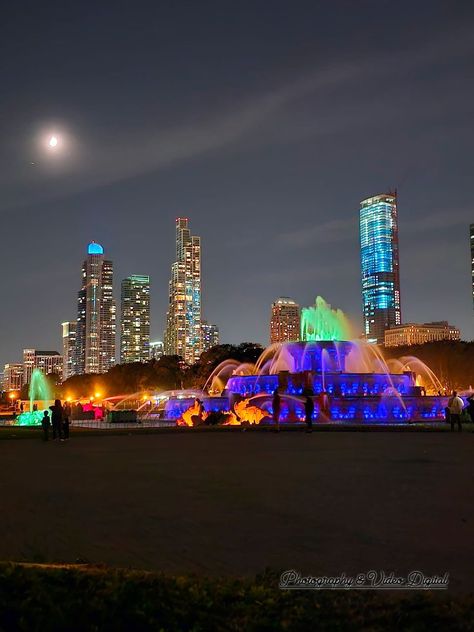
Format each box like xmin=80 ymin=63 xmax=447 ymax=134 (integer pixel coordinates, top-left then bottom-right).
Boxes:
xmin=0 ymin=564 xmax=473 ymax=631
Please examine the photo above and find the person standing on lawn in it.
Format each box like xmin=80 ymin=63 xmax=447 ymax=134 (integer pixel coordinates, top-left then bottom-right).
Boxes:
xmin=41 ymin=410 xmax=51 ymax=441
xmin=448 ymin=391 xmax=464 ymax=432
xmin=304 ymin=392 xmax=314 ymax=433
xmin=272 ymin=388 xmax=281 ymax=432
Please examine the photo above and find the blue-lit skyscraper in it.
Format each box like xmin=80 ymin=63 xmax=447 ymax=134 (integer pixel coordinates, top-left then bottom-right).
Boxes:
xmin=360 ymin=192 xmax=401 ymax=344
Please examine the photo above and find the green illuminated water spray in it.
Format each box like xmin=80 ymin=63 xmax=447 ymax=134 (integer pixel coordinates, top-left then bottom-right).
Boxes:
xmin=301 ymin=296 xmax=352 ymax=341
xmin=29 ymin=369 xmax=53 ymax=411
xmin=15 ymin=369 xmax=54 ymax=426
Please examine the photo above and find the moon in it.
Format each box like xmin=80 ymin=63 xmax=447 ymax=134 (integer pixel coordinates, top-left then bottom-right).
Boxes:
xmin=48 ymin=135 xmax=58 ymax=148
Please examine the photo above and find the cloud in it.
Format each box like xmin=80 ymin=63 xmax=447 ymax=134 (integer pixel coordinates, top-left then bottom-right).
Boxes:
xmin=2 ymin=21 xmax=473 ymax=214
xmin=277 ymin=219 xmax=357 ymax=249
xmin=403 ymin=208 xmax=472 ymax=233
xmin=248 ymin=260 xmax=350 ymax=286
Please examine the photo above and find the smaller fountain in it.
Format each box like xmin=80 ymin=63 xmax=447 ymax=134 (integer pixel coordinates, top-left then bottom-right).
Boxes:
xmin=16 ymin=369 xmax=54 ymax=426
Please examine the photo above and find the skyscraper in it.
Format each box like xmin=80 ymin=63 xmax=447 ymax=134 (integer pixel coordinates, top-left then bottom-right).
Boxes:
xmin=360 ymin=192 xmax=401 ymax=344
xmin=76 ymin=242 xmax=116 ymax=374
xmin=120 ymin=275 xmax=151 ymax=363
xmin=201 ymin=320 xmax=220 ymax=352
xmin=62 ymin=321 xmax=77 ymax=380
xmin=22 ymin=349 xmax=63 ymax=384
xmin=270 ymin=297 xmax=300 ymax=343
xmin=164 ymin=218 xmax=202 ymax=364
xmin=149 ymin=341 xmax=164 ymax=360
xmin=470 ymin=224 xmax=474 ymax=310
xmin=3 ymin=363 xmax=24 ymax=391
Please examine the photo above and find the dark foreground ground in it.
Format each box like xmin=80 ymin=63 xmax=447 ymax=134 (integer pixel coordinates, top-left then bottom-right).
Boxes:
xmin=1 ymin=431 xmax=473 ymax=594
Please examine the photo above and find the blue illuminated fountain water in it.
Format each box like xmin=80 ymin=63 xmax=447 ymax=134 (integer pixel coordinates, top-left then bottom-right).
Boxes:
xmin=162 ymin=297 xmax=448 ymax=424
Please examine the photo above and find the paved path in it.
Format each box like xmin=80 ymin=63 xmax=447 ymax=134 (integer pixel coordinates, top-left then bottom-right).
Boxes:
xmin=1 ymin=432 xmax=473 ymax=590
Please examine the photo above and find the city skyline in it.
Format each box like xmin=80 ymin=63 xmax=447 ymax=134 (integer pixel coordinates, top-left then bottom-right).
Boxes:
xmin=2 ymin=203 xmax=472 ymax=376
xmin=1 ymin=3 xmax=474 ymax=370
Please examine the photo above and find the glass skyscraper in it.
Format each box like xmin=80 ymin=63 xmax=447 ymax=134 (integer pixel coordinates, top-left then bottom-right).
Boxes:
xmin=360 ymin=193 xmax=401 ymax=344
xmin=164 ymin=218 xmax=202 ymax=364
xmin=120 ymin=275 xmax=151 ymax=363
xmin=75 ymin=242 xmax=116 ymax=374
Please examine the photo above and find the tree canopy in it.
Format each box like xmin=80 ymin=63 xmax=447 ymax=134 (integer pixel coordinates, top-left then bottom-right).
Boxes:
xmin=61 ymin=344 xmax=264 ymax=398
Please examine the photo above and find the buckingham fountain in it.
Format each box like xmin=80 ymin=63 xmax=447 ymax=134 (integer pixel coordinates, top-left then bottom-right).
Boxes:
xmin=159 ymin=297 xmax=448 ymax=425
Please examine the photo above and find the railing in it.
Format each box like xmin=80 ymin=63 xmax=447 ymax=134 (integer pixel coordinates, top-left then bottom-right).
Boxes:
xmin=70 ymin=419 xmax=176 ymax=429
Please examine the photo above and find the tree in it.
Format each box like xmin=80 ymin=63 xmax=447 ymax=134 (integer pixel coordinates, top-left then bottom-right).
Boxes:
xmin=186 ymin=343 xmax=264 ymax=389
xmin=61 ymin=355 xmax=186 ymax=398
xmin=382 ymin=341 xmax=474 ymax=391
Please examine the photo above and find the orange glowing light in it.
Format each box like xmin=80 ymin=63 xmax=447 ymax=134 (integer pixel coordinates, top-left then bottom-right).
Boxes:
xmin=177 ymin=401 xmax=208 ymax=427
xmin=234 ymin=399 xmax=266 ymax=425
xmin=223 ymin=411 xmax=240 ymax=425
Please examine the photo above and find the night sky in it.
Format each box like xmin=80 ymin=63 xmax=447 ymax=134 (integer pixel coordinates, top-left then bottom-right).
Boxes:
xmin=1 ymin=1 xmax=473 ymax=369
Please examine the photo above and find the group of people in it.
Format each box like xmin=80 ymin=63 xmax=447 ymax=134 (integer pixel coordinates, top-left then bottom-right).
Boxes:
xmin=272 ymin=387 xmax=326 ymax=433
xmin=41 ymin=399 xmax=71 ymax=441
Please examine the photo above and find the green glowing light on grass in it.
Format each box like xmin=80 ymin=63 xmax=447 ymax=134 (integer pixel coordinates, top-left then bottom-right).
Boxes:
xmin=301 ymin=296 xmax=352 ymax=341
xmin=16 ymin=410 xmax=46 ymax=426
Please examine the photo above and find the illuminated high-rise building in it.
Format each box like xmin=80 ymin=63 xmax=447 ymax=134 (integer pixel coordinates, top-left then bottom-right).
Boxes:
xmin=201 ymin=320 xmax=220 ymax=352
xmin=164 ymin=218 xmax=201 ymax=364
xmin=270 ymin=297 xmax=300 ymax=343
xmin=360 ymin=192 xmax=401 ymax=344
xmin=150 ymin=341 xmax=164 ymax=360
xmin=470 ymin=224 xmax=474 ymax=310
xmin=3 ymin=363 xmax=24 ymax=391
xmin=75 ymin=242 xmax=116 ymax=374
xmin=120 ymin=275 xmax=151 ymax=363
xmin=22 ymin=349 xmax=63 ymax=384
xmin=62 ymin=321 xmax=77 ymax=380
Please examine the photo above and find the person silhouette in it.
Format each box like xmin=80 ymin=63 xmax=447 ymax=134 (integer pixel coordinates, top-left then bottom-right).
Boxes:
xmin=304 ymin=393 xmax=314 ymax=433
xmin=272 ymin=388 xmax=281 ymax=432
xmin=49 ymin=399 xmax=64 ymax=440
xmin=63 ymin=402 xmax=71 ymax=439
xmin=41 ymin=410 xmax=51 ymax=441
